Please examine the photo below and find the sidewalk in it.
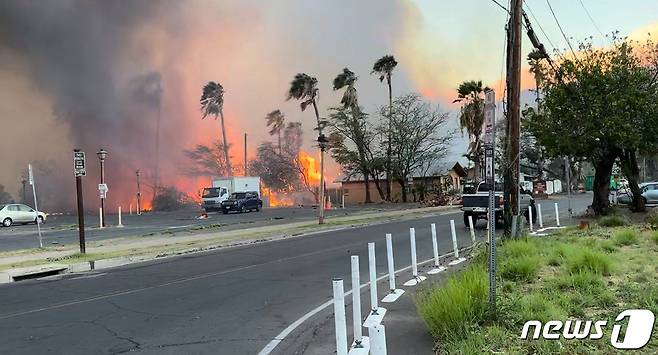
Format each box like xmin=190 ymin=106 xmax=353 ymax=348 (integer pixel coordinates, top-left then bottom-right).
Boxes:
xmin=0 ymin=205 xmax=458 ymax=281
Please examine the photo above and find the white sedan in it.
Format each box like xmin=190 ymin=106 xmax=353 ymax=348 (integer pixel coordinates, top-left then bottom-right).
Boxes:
xmin=0 ymin=204 xmax=47 ymax=227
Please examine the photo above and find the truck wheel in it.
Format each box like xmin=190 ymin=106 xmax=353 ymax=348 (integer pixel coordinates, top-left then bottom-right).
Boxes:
xmin=463 ymin=213 xmax=471 ymax=227
xmin=255 ymin=205 xmax=260 ymax=212
xmin=240 ymin=205 xmax=247 ymax=213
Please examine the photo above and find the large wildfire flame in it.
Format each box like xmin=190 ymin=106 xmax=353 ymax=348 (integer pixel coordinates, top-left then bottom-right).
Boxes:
xmin=299 ymin=151 xmax=321 ymax=185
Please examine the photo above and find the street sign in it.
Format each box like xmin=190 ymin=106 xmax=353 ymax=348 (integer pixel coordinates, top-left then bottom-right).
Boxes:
xmin=28 ymin=164 xmax=34 ymax=185
xmin=484 ymin=90 xmax=497 ymax=316
xmin=484 ymin=90 xmax=496 ymax=144
xmin=98 ymin=183 xmax=108 ymax=199
xmin=74 ymin=151 xmax=86 ymax=177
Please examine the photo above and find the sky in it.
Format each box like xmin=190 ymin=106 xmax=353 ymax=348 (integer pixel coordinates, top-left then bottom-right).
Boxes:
xmin=0 ymin=0 xmax=656 ymax=210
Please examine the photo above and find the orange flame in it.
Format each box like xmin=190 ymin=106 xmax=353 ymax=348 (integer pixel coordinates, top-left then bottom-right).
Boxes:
xmin=299 ymin=151 xmax=321 ymax=185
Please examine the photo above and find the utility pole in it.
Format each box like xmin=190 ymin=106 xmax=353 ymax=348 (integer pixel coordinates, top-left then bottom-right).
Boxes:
xmin=136 ymin=170 xmax=142 ymax=215
xmin=244 ymin=133 xmax=248 ymax=176
xmin=504 ymin=0 xmax=523 ymax=236
xmin=21 ymin=178 xmax=26 ymax=204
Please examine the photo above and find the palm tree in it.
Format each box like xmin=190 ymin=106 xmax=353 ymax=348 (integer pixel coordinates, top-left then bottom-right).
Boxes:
xmin=454 ymin=80 xmax=489 ymax=181
xmin=200 ymin=81 xmax=232 ymax=176
xmin=265 ymin=109 xmax=285 ymax=155
xmin=333 ymin=68 xmax=372 ymax=203
xmin=372 ymin=55 xmax=398 ymax=201
xmin=287 ymin=73 xmax=326 ymax=223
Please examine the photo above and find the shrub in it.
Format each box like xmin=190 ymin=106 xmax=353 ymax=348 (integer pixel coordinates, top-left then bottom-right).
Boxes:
xmin=152 ymin=186 xmax=195 ymax=212
xmin=598 ymin=215 xmax=627 ymax=227
xmin=518 ymin=294 xmax=566 ymax=324
xmin=500 ymin=256 xmax=540 ymax=282
xmin=417 ymin=265 xmax=487 ymax=341
xmin=647 ymin=209 xmax=658 ymax=229
xmin=501 ymin=238 xmax=537 ymax=258
xmin=599 ymin=240 xmax=618 ymax=253
xmin=566 ymin=249 xmax=612 ymax=275
xmin=552 ymin=271 xmax=604 ymax=293
xmin=613 ymin=229 xmax=638 ymax=246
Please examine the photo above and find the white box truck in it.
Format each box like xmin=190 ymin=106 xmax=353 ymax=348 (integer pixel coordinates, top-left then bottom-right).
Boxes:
xmin=201 ymin=177 xmax=261 ymax=212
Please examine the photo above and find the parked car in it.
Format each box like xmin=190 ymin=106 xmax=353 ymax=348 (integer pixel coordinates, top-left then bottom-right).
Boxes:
xmin=0 ymin=203 xmax=47 ymax=227
xmin=220 ymin=191 xmax=263 ymax=214
xmin=616 ymin=182 xmax=658 ymax=205
xmin=461 ymin=182 xmax=535 ymax=226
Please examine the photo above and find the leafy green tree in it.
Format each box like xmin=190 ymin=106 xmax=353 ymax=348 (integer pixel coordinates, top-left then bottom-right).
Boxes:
xmin=200 ymin=81 xmax=232 ymax=176
xmin=454 ymin=80 xmax=488 ymax=182
xmin=372 ymin=55 xmax=398 ymax=201
xmin=525 ymin=38 xmax=658 ymax=214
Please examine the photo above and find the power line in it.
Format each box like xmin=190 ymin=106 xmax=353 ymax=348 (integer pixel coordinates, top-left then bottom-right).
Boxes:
xmin=578 ymin=0 xmax=605 ymax=39
xmin=490 ymin=0 xmax=509 ymax=13
xmin=545 ymin=0 xmax=577 ymax=58
xmin=523 ymin=0 xmax=556 ymax=51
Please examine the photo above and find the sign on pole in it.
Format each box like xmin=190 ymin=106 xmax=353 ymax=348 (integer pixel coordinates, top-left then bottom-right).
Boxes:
xmin=28 ymin=164 xmax=43 ymax=248
xmin=74 ymin=151 xmax=86 ymax=177
xmin=98 ymin=183 xmax=108 ymax=199
xmin=484 ymin=90 xmax=497 ymax=315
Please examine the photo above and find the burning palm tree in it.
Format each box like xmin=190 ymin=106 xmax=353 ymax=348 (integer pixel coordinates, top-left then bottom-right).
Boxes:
xmin=372 ymin=55 xmax=398 ymax=201
xmin=265 ymin=109 xmax=285 ymax=155
xmin=200 ymin=81 xmax=232 ymax=176
xmin=287 ymin=73 xmax=327 ymax=224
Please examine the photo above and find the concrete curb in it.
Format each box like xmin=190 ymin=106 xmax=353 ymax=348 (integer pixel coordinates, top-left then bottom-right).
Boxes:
xmin=0 ymin=206 xmax=461 ymax=285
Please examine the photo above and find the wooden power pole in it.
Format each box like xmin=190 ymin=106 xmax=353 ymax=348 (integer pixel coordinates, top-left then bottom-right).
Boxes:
xmin=504 ymin=0 xmax=523 ymax=236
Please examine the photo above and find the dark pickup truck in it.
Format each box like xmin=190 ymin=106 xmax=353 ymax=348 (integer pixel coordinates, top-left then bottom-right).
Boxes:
xmin=220 ymin=191 xmax=263 ymax=214
xmin=461 ymin=182 xmax=535 ymax=226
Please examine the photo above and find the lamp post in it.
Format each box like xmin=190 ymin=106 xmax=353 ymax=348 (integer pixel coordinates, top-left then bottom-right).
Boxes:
xmin=136 ymin=169 xmax=141 ymax=215
xmin=97 ymin=148 xmax=108 ymax=227
xmin=317 ymin=134 xmax=328 ymax=224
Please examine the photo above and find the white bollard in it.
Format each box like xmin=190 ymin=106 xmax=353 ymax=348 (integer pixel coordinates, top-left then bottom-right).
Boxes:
xmin=99 ymin=207 xmax=104 ymax=229
xmin=368 ymin=324 xmax=387 ymax=355
xmin=350 ymin=256 xmax=364 ymax=347
xmin=403 ymin=228 xmax=426 ymax=286
xmin=448 ymin=220 xmax=466 ymax=266
xmin=332 ymin=278 xmax=348 ymax=355
xmin=528 ymin=205 xmax=534 ymax=232
xmin=342 ymin=194 xmax=345 ymax=209
xmin=382 ymin=234 xmax=404 ymax=303
xmin=537 ymin=204 xmax=543 ymax=229
xmin=468 ymin=215 xmax=476 ymax=244
xmin=117 ymin=206 xmax=124 ymax=227
xmin=368 ymin=243 xmax=378 ymax=313
xmin=364 ymin=243 xmax=386 ymax=327
xmin=554 ymin=202 xmax=561 ymax=227
xmin=427 ymin=224 xmax=446 ymax=275
xmin=129 ymin=204 xmax=133 ymax=215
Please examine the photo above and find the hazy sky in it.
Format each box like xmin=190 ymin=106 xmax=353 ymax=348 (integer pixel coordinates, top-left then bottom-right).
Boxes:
xmin=0 ymin=0 xmax=656 ymax=208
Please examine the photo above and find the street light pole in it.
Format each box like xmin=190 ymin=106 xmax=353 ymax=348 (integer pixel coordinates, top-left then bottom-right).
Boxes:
xmin=136 ymin=170 xmax=142 ymax=215
xmin=318 ymin=134 xmax=328 ymax=225
xmin=97 ymin=148 xmax=108 ymax=227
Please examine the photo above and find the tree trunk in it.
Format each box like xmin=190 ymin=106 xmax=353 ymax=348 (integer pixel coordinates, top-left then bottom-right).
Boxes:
xmin=397 ymin=179 xmax=407 ymax=202
xmin=371 ymin=175 xmax=387 ymax=201
xmin=620 ymin=149 xmax=645 ymax=212
xmin=219 ymin=109 xmax=232 ymax=176
xmin=592 ymin=153 xmax=616 ymax=215
xmin=363 ymin=171 xmax=372 ymax=203
xmin=386 ymin=77 xmax=393 ymax=202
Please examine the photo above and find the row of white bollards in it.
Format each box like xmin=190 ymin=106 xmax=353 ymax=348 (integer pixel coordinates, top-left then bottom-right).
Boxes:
xmin=529 ymin=202 xmax=564 ymax=234
xmin=99 ymin=206 xmax=127 ymax=228
xmin=333 ymin=218 xmax=477 ymax=355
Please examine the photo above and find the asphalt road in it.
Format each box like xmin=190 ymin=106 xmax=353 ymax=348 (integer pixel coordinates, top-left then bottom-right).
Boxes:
xmin=0 ymin=204 xmax=420 ymax=252
xmin=0 ymin=194 xmax=590 ymax=355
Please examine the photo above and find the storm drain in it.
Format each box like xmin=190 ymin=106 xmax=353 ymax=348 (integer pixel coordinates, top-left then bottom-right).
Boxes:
xmin=12 ymin=267 xmax=68 ymax=282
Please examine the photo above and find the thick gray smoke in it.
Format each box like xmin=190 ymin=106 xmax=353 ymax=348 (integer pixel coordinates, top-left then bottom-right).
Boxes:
xmin=0 ymin=1 xmax=172 ymax=210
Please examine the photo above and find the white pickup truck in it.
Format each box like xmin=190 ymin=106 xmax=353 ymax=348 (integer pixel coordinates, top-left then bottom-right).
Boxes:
xmin=461 ymin=182 xmax=535 ymax=226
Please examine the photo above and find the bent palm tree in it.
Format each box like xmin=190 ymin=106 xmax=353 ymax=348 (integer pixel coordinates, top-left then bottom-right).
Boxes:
xmin=333 ymin=68 xmax=372 ymax=203
xmin=265 ymin=109 xmax=285 ymax=155
xmin=287 ymin=73 xmax=326 ymax=223
xmin=200 ymin=81 xmax=232 ymax=176
xmin=372 ymin=55 xmax=398 ymax=201
xmin=454 ymin=80 xmax=488 ymax=181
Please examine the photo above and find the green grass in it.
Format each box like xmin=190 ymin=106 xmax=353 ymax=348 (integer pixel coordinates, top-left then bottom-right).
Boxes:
xmin=598 ymin=215 xmax=627 ymax=227
xmin=565 ymin=249 xmax=612 ymax=275
xmin=500 ymin=255 xmax=540 ymax=282
xmin=613 ymin=229 xmax=638 ymax=246
xmin=416 ymin=217 xmax=658 ymax=354
xmin=416 ymin=265 xmax=487 ymax=341
xmin=646 ymin=209 xmax=658 ymax=229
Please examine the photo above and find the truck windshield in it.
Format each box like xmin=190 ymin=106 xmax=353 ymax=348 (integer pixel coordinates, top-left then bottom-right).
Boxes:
xmin=202 ymin=188 xmax=220 ymax=198
xmin=230 ymin=192 xmax=246 ymax=199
